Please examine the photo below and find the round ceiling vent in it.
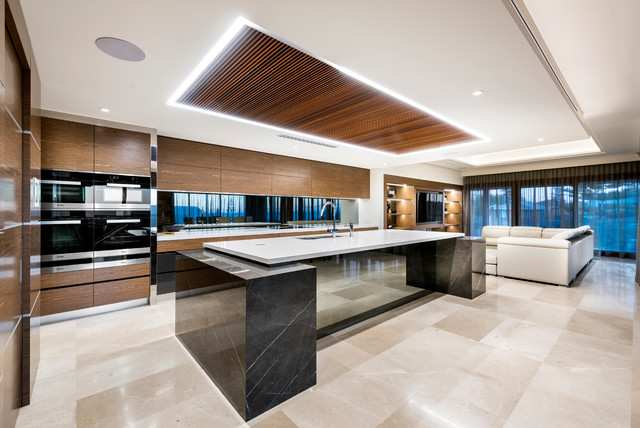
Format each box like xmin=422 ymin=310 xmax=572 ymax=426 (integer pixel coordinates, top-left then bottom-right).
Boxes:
xmin=95 ymin=37 xmax=145 ymax=62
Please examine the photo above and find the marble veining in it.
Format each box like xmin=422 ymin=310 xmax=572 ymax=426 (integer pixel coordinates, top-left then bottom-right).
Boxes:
xmin=175 ymin=250 xmax=316 ymax=421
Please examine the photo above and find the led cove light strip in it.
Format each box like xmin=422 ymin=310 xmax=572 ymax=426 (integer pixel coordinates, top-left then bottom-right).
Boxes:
xmin=167 ymin=16 xmax=491 ymax=157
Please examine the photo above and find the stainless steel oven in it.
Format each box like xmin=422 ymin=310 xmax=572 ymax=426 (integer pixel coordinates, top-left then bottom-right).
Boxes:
xmin=41 ymin=170 xmax=93 ymax=211
xmin=93 ymin=173 xmax=150 ymax=211
xmin=41 ymin=216 xmax=94 ymax=274
xmin=93 ymin=215 xmax=150 ymax=268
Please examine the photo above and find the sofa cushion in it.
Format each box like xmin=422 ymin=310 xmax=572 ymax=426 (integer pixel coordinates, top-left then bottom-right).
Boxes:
xmin=486 ymin=248 xmax=497 ymax=265
xmin=509 ymin=226 xmax=543 ymax=238
xmin=541 ymin=228 xmax=573 ymax=239
xmin=551 ymin=230 xmax=574 ymax=240
xmin=482 ymin=226 xmax=511 ymax=239
xmin=485 ymin=237 xmax=499 ymax=247
xmin=498 ymin=236 xmax=570 ymax=249
xmin=577 ymin=225 xmax=591 ymax=233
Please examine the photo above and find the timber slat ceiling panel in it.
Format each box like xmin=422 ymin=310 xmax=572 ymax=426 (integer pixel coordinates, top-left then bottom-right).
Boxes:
xmin=176 ymin=25 xmax=477 ymax=154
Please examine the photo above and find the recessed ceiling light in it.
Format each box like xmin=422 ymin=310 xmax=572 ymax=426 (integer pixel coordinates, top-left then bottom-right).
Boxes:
xmin=292 ymin=145 xmax=298 ymax=149
xmin=537 ymin=138 xmax=545 ymax=142
xmin=382 ymin=162 xmax=387 ymax=165
xmin=99 ymin=107 xmax=110 ymax=113
xmin=95 ymin=37 xmax=145 ymax=62
xmin=472 ymin=90 xmax=484 ymax=96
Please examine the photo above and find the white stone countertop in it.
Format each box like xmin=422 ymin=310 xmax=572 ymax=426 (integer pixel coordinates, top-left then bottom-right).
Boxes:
xmin=157 ymin=224 xmax=377 ymax=241
xmin=203 ymin=229 xmax=463 ymax=266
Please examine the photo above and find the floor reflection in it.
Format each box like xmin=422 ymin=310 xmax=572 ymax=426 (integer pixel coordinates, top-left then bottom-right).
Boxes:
xmin=313 ymin=249 xmax=427 ymax=334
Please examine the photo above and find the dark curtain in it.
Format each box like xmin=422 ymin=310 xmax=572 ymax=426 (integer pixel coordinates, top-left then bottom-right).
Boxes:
xmin=463 ymin=161 xmax=639 ymax=258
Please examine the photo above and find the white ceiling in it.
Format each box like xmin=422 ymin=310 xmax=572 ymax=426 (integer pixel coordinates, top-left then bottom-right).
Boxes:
xmin=522 ymin=0 xmax=640 ymax=155
xmin=21 ymin=0 xmax=631 ymax=170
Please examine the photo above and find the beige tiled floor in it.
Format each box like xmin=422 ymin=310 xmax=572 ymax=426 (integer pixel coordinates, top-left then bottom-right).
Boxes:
xmin=16 ymin=257 xmax=640 ymax=427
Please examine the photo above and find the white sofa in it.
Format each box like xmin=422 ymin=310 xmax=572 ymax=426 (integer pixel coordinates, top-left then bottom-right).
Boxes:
xmin=481 ymin=225 xmax=594 ymax=286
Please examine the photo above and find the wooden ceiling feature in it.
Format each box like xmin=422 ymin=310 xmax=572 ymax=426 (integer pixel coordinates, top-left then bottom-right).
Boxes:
xmin=176 ymin=25 xmax=478 ymax=155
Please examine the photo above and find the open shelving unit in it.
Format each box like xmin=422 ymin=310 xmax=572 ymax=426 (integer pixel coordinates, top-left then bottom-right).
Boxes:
xmin=444 ymin=189 xmax=463 ymax=233
xmin=383 ymin=174 xmax=463 ymax=233
xmin=385 ymin=183 xmax=415 ymax=229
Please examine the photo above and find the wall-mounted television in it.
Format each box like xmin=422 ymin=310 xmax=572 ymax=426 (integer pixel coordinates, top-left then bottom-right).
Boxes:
xmin=416 ymin=190 xmax=444 ymax=224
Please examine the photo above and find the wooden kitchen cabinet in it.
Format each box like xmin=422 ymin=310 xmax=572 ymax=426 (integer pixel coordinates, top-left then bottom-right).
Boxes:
xmin=41 ymin=117 xmax=94 ymax=172
xmin=94 ymin=126 xmax=150 ymax=176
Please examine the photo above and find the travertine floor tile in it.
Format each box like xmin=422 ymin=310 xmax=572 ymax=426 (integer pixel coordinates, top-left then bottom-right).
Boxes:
xmin=564 ymin=308 xmax=634 ymax=345
xmin=15 ymin=257 xmax=639 ymax=428
xmin=432 ymin=307 xmax=505 ymax=341
xmin=505 ymin=363 xmax=631 ymax=428
xmin=481 ymin=317 xmax=562 ymax=362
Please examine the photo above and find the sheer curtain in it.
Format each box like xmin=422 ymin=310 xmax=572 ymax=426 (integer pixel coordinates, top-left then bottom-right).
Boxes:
xmin=463 ymin=161 xmax=639 ymax=258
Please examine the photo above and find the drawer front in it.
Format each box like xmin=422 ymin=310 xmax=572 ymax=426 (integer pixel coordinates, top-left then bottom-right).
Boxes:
xmin=41 ymin=285 xmax=94 ymax=316
xmin=94 ymin=276 xmax=149 ymax=307
xmin=94 ymin=263 xmax=150 ymax=282
xmin=157 ymin=237 xmax=227 ymax=252
xmin=41 ymin=269 xmax=94 ymax=290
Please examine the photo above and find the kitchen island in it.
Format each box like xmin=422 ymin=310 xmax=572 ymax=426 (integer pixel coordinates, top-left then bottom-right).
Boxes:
xmin=175 ymin=229 xmax=480 ymax=421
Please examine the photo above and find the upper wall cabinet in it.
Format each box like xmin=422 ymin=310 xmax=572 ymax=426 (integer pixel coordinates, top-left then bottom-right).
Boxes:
xmin=342 ymin=166 xmax=370 ymax=199
xmin=157 ymin=136 xmax=221 ymax=192
xmin=156 ymin=136 xmax=370 ymax=199
xmin=41 ymin=117 xmax=94 ymax=172
xmin=94 ymin=126 xmax=150 ymax=176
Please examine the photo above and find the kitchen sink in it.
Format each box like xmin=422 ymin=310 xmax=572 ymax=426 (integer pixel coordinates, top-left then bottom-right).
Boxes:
xmin=296 ymin=234 xmax=347 ymax=240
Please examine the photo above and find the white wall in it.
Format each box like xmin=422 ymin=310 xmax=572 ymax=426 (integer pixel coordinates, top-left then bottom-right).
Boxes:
xmin=358 ymin=163 xmax=463 ymax=229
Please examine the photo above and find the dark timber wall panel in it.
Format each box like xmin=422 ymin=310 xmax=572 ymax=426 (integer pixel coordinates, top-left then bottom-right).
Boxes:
xmin=1 ymin=23 xmax=23 ymax=427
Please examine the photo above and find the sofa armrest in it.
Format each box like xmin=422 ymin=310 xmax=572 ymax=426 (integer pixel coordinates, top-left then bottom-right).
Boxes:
xmin=497 ymin=236 xmax=570 ymax=249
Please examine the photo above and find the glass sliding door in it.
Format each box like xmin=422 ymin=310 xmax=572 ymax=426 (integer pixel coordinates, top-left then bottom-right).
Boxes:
xmin=520 ymin=185 xmax=573 ymax=228
xmin=468 ymin=187 xmax=512 ymax=236
xmin=578 ymin=180 xmax=639 ymax=256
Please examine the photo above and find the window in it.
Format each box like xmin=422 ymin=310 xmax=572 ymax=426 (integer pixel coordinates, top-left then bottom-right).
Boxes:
xmin=520 ymin=186 xmax=573 ymax=228
xmin=578 ymin=180 xmax=639 ymax=254
xmin=469 ymin=187 xmax=512 ymax=236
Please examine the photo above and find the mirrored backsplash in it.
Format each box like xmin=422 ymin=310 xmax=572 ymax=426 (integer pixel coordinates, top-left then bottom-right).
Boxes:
xmin=158 ymin=191 xmax=359 ymax=227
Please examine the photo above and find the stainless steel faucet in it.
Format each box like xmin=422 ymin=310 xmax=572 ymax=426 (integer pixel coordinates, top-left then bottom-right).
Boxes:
xmin=320 ymin=200 xmax=338 ymax=237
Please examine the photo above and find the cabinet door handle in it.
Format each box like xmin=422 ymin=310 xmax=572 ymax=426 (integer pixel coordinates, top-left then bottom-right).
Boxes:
xmin=106 ymin=183 xmax=140 ymax=188
xmin=106 ymin=219 xmax=141 ymax=224
xmin=41 ymin=220 xmax=82 ymax=225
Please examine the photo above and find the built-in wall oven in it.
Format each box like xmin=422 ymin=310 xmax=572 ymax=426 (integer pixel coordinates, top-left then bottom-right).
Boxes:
xmin=41 ymin=170 xmax=93 ymax=211
xmin=42 ymin=170 xmax=152 ymax=276
xmin=93 ymin=213 xmax=150 ymax=269
xmin=94 ymin=173 xmax=150 ymax=211
xmin=41 ymin=213 xmax=94 ymax=274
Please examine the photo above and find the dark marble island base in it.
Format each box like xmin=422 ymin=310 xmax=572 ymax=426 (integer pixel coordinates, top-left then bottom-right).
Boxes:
xmin=174 ymin=232 xmax=486 ymax=421
xmin=174 ymin=250 xmax=317 ymax=421
xmin=407 ymin=237 xmax=486 ymax=299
